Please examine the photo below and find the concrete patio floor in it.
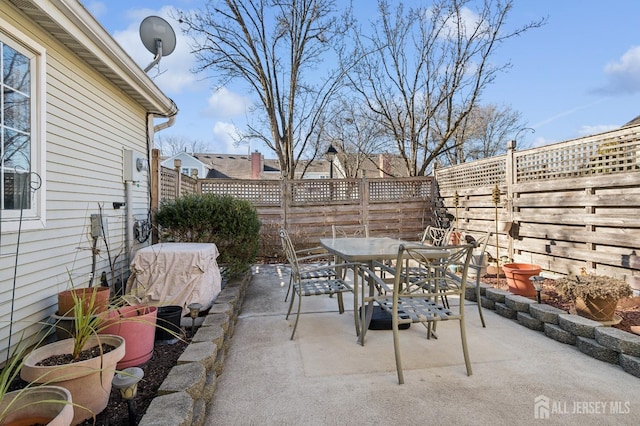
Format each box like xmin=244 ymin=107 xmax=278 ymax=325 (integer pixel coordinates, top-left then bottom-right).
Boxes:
xmin=204 ymin=264 xmax=639 ymax=425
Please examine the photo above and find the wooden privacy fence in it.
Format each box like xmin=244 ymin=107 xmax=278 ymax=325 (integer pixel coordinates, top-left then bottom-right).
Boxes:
xmin=150 ymin=151 xmax=437 ymax=257
xmin=436 ymin=126 xmax=640 ymax=290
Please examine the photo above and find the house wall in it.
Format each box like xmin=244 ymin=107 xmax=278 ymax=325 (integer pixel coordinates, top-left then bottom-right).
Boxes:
xmin=161 ymin=153 xmax=208 ymax=179
xmin=0 ymin=4 xmax=151 ymax=359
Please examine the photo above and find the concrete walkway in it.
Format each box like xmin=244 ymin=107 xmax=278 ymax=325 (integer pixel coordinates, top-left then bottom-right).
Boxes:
xmin=203 ymin=265 xmax=639 ymax=425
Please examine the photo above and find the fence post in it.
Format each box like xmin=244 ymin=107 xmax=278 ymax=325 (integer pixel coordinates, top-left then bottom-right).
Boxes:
xmin=506 ymin=140 xmax=516 ymax=260
xmin=151 ymin=149 xmax=161 ymax=244
xmin=174 ymin=159 xmax=182 ymax=198
xmin=361 ymin=177 xmax=369 ymax=227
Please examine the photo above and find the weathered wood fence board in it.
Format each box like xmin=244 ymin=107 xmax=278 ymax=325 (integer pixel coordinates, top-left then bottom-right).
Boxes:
xmin=436 ymin=126 xmax=640 ymax=290
xmin=150 ymin=158 xmax=436 ymax=259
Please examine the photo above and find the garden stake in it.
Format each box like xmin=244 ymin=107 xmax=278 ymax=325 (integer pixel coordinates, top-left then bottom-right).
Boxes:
xmin=492 ymin=184 xmax=501 ymax=286
xmin=453 ymin=190 xmax=459 ymax=229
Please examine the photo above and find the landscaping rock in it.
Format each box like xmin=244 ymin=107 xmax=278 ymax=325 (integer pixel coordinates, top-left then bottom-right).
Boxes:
xmin=505 ymin=294 xmax=535 ymax=312
xmin=192 ymin=324 xmax=225 ymax=347
xmin=139 ymin=391 xmax=194 ymax=426
xmin=619 ymin=354 xmax=640 ymax=378
xmin=158 ymin=362 xmax=206 ymax=399
xmin=495 ymin=302 xmax=517 ymax=319
xmin=544 ymin=323 xmax=576 ymax=345
xmin=485 ymin=287 xmax=510 ymax=303
xmin=177 ymin=341 xmax=218 ymax=372
xmin=517 ymin=312 xmax=544 ymax=331
xmin=529 ymin=304 xmax=567 ymax=324
xmin=576 ymin=336 xmax=619 ymax=364
xmin=480 ymin=296 xmax=495 ymax=310
xmin=594 ymin=327 xmax=640 ymax=357
xmin=558 ymin=313 xmax=602 ymax=338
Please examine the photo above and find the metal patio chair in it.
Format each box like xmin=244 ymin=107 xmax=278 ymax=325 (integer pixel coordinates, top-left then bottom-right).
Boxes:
xmin=280 ymin=229 xmax=354 ymax=340
xmin=359 ymin=242 xmax=475 ymax=384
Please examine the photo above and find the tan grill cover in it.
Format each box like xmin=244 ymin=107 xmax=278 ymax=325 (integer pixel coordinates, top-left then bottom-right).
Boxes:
xmin=125 ymin=243 xmax=222 ymax=316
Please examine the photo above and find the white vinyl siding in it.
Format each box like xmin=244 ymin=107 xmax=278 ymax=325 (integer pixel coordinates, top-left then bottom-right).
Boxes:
xmin=0 ymin=5 xmax=151 ymax=359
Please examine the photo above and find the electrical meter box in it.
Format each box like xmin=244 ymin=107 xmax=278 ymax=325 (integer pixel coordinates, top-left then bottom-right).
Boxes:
xmin=123 ymin=150 xmax=147 ymax=182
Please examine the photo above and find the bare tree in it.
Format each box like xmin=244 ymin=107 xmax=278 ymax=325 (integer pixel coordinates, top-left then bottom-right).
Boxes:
xmin=322 ymin=97 xmax=388 ymax=178
xmin=155 ymin=135 xmax=209 ymax=156
xmin=440 ymin=103 xmax=526 ymax=165
xmin=175 ymin=0 xmax=349 ymax=179
xmin=345 ymin=0 xmax=545 ymax=176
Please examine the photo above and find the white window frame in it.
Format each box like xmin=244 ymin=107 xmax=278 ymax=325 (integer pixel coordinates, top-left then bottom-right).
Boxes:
xmin=0 ymin=17 xmax=46 ymax=231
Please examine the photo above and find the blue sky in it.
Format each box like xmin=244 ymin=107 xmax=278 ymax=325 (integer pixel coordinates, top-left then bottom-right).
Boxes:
xmin=82 ymin=0 xmax=640 ymax=154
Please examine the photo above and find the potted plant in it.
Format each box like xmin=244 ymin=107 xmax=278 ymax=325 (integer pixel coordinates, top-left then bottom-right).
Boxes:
xmin=1 ymin=336 xmax=74 ymax=426
xmin=502 ymin=263 xmax=541 ymax=297
xmin=20 ymin=284 xmax=125 ymax=425
xmin=98 ymin=303 xmax=158 ymax=369
xmin=554 ymin=273 xmax=633 ymax=322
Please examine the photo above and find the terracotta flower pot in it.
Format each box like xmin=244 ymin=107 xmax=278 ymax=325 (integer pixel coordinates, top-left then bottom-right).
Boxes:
xmin=99 ymin=305 xmax=158 ymax=369
xmin=20 ymin=335 xmax=125 ymax=425
xmin=57 ymin=287 xmax=110 ymax=317
xmin=0 ymin=386 xmax=73 ymax=426
xmin=575 ymin=295 xmax=617 ymax=322
xmin=502 ymin=263 xmax=541 ymax=297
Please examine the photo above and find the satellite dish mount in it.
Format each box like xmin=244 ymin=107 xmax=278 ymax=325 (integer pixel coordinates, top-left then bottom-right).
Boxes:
xmin=139 ymin=16 xmax=176 ymax=73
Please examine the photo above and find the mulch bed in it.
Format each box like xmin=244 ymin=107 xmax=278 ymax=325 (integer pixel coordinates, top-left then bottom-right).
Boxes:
xmin=480 ymin=276 xmax=640 ymax=334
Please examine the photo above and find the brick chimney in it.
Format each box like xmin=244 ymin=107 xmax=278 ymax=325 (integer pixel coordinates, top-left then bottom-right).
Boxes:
xmin=379 ymin=154 xmax=391 ymax=177
xmin=251 ymin=151 xmax=262 ymax=179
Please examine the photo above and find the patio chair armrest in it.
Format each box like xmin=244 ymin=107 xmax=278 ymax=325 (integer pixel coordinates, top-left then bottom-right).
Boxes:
xmin=357 ymin=265 xmax=394 ymax=294
xmin=296 ymin=246 xmax=327 ymax=257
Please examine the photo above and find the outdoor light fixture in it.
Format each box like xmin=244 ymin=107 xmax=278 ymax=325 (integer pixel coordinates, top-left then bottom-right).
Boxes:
xmin=325 ymin=145 xmax=338 ymax=179
xmin=112 ymin=367 xmax=144 ymax=426
xmin=530 ymin=275 xmax=545 ymax=303
xmin=188 ymin=302 xmax=203 ymax=334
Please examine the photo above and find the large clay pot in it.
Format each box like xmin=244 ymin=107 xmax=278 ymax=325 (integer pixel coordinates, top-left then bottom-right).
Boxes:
xmin=99 ymin=305 xmax=158 ymax=369
xmin=502 ymin=263 xmax=541 ymax=297
xmin=20 ymin=335 xmax=125 ymax=425
xmin=0 ymin=386 xmax=73 ymax=426
xmin=57 ymin=287 xmax=110 ymax=317
xmin=575 ymin=295 xmax=617 ymax=322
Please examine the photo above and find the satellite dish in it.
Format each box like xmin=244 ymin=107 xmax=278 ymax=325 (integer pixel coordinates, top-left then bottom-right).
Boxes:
xmin=139 ymin=16 xmax=176 ymax=72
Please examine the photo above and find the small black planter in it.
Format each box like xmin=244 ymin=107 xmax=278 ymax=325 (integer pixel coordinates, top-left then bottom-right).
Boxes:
xmin=155 ymin=305 xmax=182 ymax=344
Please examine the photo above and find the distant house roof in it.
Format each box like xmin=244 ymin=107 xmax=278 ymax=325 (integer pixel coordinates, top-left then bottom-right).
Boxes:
xmin=192 ymin=153 xmax=281 ymax=179
xmin=622 ymin=115 xmax=640 ymax=128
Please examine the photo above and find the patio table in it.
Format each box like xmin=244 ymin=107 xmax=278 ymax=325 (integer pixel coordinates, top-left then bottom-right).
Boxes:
xmin=320 ymin=237 xmax=445 ymax=345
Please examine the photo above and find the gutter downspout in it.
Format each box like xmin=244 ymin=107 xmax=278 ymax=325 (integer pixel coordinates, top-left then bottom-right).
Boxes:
xmin=125 ymin=101 xmax=178 ymax=262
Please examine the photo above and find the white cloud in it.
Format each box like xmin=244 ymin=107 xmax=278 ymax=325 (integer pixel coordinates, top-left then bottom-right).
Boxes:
xmin=206 ymin=88 xmax=252 ymax=119
xmin=599 ymin=46 xmax=640 ymax=94
xmin=84 ymin=1 xmax=107 ymax=18
xmin=578 ymin=124 xmax=618 ymax=136
xmin=110 ymin=6 xmax=204 ymax=95
xmin=212 ymin=122 xmax=247 ymax=154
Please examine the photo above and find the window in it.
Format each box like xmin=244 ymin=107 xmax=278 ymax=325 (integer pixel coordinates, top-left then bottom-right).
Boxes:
xmin=1 ymin=19 xmax=45 ymax=229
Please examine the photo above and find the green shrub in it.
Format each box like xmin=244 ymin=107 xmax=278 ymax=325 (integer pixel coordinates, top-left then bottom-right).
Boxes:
xmin=154 ymin=194 xmax=261 ymax=279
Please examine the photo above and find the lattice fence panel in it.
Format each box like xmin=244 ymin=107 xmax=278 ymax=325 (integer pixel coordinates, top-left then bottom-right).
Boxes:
xmin=180 ymin=175 xmax=197 ymax=197
xmin=368 ymin=177 xmax=433 ymax=201
xmin=516 ymin=129 xmax=640 ymax=182
xmin=199 ymin=180 xmax=282 ymax=205
xmin=160 ymin=169 xmax=177 ymax=201
xmin=290 ymin=179 xmax=360 ymax=204
xmin=436 ymin=156 xmax=506 ymax=191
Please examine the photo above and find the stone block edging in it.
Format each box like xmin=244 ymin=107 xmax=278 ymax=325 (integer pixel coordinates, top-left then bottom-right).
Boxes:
xmin=139 ymin=270 xmax=253 ymax=426
xmin=464 ymin=287 xmax=640 ymax=379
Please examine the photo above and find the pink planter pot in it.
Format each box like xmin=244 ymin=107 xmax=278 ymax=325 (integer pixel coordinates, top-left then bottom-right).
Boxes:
xmin=502 ymin=263 xmax=541 ymax=297
xmin=100 ymin=305 xmax=158 ymax=369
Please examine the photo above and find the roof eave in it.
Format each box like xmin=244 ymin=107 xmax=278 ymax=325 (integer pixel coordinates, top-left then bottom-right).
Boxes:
xmin=10 ymin=0 xmax=177 ymax=116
